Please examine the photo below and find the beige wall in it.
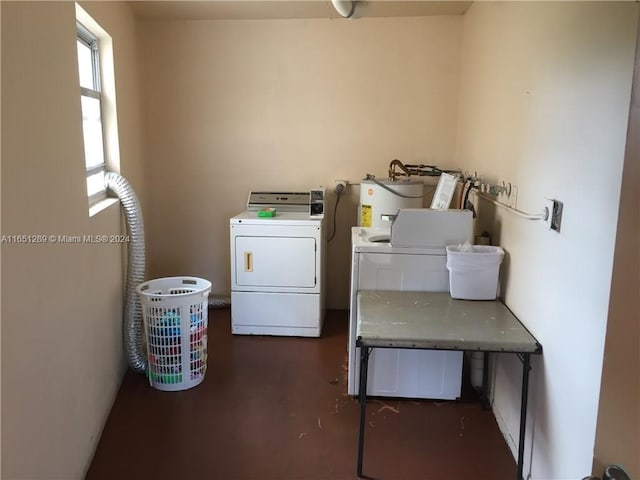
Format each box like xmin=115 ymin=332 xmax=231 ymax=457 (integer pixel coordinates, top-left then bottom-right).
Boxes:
xmin=2 ymin=3 xmax=637 ymax=479
xmin=455 ymin=2 xmax=638 ymax=478
xmin=1 ymin=2 xmax=144 ymax=478
xmin=138 ymin=15 xmax=463 ymax=308
xmin=593 ymin=16 xmax=640 ymax=479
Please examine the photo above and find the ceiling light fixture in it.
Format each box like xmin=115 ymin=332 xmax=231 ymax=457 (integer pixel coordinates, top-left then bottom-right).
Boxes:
xmin=331 ymin=0 xmax=356 ymax=18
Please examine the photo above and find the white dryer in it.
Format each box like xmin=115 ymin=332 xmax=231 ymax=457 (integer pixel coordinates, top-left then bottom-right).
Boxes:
xmin=348 ymin=209 xmax=473 ymax=399
xmin=230 ymin=191 xmax=325 ymax=337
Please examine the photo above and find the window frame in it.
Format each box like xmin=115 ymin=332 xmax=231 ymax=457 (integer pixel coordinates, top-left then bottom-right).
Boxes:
xmin=77 ymin=21 xmax=107 ymax=206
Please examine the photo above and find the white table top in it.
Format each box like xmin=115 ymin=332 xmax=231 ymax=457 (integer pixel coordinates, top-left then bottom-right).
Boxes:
xmin=356 ymin=290 xmax=542 ymax=353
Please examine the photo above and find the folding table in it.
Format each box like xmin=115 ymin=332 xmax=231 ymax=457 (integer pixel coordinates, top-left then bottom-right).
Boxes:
xmin=356 ymin=290 xmax=542 ymax=480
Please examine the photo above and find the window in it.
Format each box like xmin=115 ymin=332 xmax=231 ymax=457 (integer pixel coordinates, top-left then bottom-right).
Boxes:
xmin=75 ymin=3 xmax=120 ymax=216
xmin=77 ymin=21 xmax=107 ymax=205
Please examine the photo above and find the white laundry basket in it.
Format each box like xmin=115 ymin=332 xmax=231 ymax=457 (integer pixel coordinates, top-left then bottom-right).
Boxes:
xmin=137 ymin=276 xmax=212 ymax=391
xmin=446 ymin=245 xmax=505 ymax=300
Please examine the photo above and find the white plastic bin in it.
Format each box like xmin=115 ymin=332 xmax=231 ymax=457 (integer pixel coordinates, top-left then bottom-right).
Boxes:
xmin=446 ymin=245 xmax=505 ymax=300
xmin=136 ymin=276 xmax=212 ymax=391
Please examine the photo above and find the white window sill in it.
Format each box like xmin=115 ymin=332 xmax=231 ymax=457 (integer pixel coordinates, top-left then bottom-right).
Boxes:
xmin=89 ymin=197 xmax=119 ymax=217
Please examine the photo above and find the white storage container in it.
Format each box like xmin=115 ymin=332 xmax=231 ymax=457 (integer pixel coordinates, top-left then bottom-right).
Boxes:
xmin=137 ymin=276 xmax=212 ymax=391
xmin=445 ymin=245 xmax=505 ymax=300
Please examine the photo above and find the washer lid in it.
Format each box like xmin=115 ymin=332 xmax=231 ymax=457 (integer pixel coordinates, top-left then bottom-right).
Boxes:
xmin=352 ymin=227 xmax=444 ymax=255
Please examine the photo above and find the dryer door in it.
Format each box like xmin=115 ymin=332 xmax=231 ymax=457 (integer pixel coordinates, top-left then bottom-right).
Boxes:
xmin=235 ymin=236 xmax=317 ymax=288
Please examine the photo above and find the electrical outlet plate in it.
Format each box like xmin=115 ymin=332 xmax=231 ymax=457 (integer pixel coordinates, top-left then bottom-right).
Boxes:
xmin=543 ymin=198 xmax=563 ymax=231
xmin=550 ymin=200 xmax=563 ymax=232
xmin=334 ymin=180 xmax=347 ymax=193
xmin=543 ymin=199 xmax=554 ymax=229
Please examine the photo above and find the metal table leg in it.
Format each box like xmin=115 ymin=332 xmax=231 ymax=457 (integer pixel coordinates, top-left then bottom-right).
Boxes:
xmin=517 ymin=353 xmax=531 ymax=480
xmin=481 ymin=351 xmax=490 ymax=409
xmin=357 ymin=344 xmax=371 ymax=478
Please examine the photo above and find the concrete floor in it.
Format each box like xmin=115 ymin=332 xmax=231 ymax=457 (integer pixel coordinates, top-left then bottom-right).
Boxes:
xmin=86 ymin=309 xmax=516 ymax=480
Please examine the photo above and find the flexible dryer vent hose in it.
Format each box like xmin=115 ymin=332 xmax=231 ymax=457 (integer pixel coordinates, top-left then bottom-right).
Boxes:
xmin=105 ymin=172 xmax=147 ymax=373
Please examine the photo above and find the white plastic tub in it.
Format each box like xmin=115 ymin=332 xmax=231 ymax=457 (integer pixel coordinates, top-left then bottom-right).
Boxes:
xmin=445 ymin=245 xmax=505 ymax=300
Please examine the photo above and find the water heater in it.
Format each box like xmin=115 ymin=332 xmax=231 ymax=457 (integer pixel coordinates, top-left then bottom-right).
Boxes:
xmin=358 ymin=179 xmax=423 ymax=228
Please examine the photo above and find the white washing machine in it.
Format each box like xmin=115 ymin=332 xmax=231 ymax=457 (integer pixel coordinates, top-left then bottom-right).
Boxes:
xmin=230 ymin=190 xmax=325 ymax=337
xmin=348 ymin=209 xmax=473 ymax=399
